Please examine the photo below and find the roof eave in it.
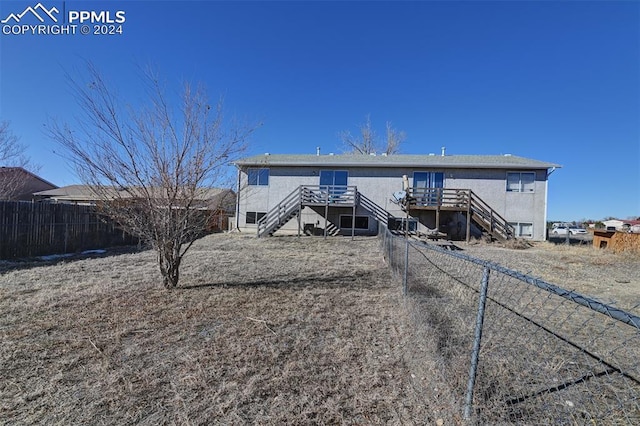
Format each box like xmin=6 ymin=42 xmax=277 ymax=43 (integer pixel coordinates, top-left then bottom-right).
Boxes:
xmin=235 ymin=160 xmax=561 ymax=169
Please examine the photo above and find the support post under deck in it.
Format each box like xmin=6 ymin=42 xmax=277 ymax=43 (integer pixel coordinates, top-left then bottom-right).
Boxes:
xmin=297 ymin=201 xmax=302 ymax=237
xmin=324 ymin=195 xmax=329 ymax=239
xmin=466 ymin=206 xmax=471 ymax=243
xmin=351 ymin=200 xmax=356 ymax=241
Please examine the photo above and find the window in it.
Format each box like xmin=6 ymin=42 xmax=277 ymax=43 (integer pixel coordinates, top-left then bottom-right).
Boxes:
xmin=388 ymin=217 xmax=418 ymax=232
xmin=506 ymin=172 xmax=535 ymax=192
xmin=509 ymin=222 xmax=533 ymax=238
xmin=248 ymin=168 xmax=269 ymax=186
xmin=339 ymin=215 xmax=370 ymax=229
xmin=246 ymin=211 xmax=266 ymax=224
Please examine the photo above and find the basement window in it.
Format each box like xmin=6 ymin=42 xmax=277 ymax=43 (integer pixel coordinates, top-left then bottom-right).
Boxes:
xmin=388 ymin=217 xmax=418 ymax=232
xmin=509 ymin=222 xmax=533 ymax=238
xmin=246 ymin=211 xmax=266 ymax=224
xmin=339 ymin=215 xmax=370 ymax=230
xmin=506 ymin=172 xmax=535 ymax=192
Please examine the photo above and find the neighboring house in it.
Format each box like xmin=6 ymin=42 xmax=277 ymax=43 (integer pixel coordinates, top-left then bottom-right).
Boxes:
xmin=34 ymin=185 xmax=236 ymax=232
xmin=0 ymin=167 xmax=57 ymax=200
xmin=33 ymin=184 xmax=105 ymax=205
xmin=625 ymin=219 xmax=640 ymax=234
xmin=234 ymin=153 xmax=560 ymax=241
xmin=601 ymin=219 xmax=640 ymax=233
xmin=601 ymin=219 xmax=625 ymax=232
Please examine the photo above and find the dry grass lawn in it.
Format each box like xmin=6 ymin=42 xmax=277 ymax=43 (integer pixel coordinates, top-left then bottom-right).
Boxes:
xmin=2 ymin=233 xmax=638 ymax=424
xmin=461 ymin=240 xmax=640 ymax=313
xmin=0 ymin=234 xmax=437 ymax=425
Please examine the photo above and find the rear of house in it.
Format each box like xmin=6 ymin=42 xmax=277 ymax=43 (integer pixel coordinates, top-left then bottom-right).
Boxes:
xmin=234 ymin=153 xmax=560 ymax=241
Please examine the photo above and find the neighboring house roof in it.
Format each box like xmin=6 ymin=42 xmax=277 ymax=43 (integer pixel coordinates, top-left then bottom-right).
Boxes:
xmin=622 ymin=220 xmax=640 ymax=226
xmin=34 ymin=184 xmax=235 ymax=211
xmin=602 ymin=219 xmax=624 ymax=227
xmin=234 ymin=153 xmax=561 ymax=169
xmin=600 ymin=219 xmax=640 ymax=231
xmin=0 ymin=167 xmax=58 ymax=200
xmin=33 ymin=184 xmax=103 ymax=202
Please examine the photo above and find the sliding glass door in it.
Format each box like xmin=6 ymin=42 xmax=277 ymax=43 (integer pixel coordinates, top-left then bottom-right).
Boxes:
xmin=320 ymin=170 xmax=348 ymax=196
xmin=413 ymin=171 xmax=444 ymax=205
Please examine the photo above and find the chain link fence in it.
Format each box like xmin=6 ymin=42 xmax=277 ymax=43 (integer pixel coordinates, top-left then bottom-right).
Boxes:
xmin=380 ymin=226 xmax=640 ymax=424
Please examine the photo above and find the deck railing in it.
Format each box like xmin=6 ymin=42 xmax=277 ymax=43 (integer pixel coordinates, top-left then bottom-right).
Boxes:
xmin=406 ymin=188 xmax=514 ymax=240
xmin=257 ymin=185 xmax=359 ymax=237
xmin=300 ymin=185 xmax=358 ymax=206
xmin=259 ymin=186 xmax=513 ymax=240
xmin=406 ymin=187 xmax=470 ymax=209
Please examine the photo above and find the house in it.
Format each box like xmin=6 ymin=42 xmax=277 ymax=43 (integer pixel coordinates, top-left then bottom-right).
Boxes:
xmin=0 ymin=167 xmax=57 ymax=200
xmin=33 ymin=184 xmax=106 ymax=205
xmin=234 ymin=153 xmax=560 ymax=241
xmin=601 ymin=219 xmax=640 ymax=233
xmin=629 ymin=222 xmax=640 ymax=234
xmin=601 ymin=219 xmax=624 ymax=231
xmin=34 ymin=185 xmax=236 ymax=232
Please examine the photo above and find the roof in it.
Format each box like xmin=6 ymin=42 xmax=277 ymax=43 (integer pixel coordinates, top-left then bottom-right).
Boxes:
xmin=33 ymin=184 xmax=100 ymax=201
xmin=34 ymin=184 xmax=232 ymax=202
xmin=0 ymin=166 xmax=58 ymax=188
xmin=234 ymin=154 xmax=561 ymax=169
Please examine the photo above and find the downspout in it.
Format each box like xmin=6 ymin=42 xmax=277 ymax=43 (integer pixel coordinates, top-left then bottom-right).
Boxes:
xmin=235 ymin=165 xmax=241 ymax=232
xmin=543 ymin=167 xmax=556 ymax=240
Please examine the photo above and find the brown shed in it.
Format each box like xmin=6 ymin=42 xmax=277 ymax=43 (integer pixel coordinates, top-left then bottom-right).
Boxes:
xmin=593 ymin=230 xmax=640 ymax=254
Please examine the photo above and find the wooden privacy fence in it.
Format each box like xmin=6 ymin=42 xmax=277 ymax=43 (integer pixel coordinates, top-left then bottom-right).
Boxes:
xmin=0 ymin=201 xmax=137 ymax=260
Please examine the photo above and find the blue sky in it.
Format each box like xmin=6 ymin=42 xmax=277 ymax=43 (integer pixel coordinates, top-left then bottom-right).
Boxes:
xmin=0 ymin=0 xmax=638 ymax=221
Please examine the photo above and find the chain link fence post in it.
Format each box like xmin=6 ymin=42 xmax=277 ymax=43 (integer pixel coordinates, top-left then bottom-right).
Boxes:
xmin=464 ymin=265 xmax=490 ymax=421
xmin=403 ymin=236 xmax=409 ymax=296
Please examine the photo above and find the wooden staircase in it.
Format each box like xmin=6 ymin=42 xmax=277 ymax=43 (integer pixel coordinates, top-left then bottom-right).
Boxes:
xmin=258 ymin=186 xmax=513 ymax=241
xmin=257 ymin=187 xmax=302 ymax=237
xmin=406 ymin=188 xmax=514 ymax=241
xmin=358 ymin=193 xmax=394 ymax=227
xmin=257 ymin=185 xmax=358 ymax=237
xmin=468 ymin=190 xmax=514 ymax=241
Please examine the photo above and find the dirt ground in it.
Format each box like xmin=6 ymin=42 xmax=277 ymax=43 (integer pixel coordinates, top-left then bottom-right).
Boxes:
xmin=1 ymin=233 xmax=638 ymax=424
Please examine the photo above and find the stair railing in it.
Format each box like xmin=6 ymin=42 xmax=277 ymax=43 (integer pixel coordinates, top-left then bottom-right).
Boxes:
xmin=468 ymin=190 xmax=514 ymax=240
xmin=358 ymin=193 xmax=392 ymax=226
xmin=257 ymin=186 xmax=303 ymax=237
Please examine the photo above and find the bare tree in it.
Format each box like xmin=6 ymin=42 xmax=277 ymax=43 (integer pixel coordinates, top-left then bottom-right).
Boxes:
xmin=340 ymin=115 xmax=377 ymax=154
xmin=384 ymin=121 xmax=406 ymax=155
xmin=0 ymin=121 xmax=38 ymax=199
xmin=340 ymin=115 xmax=405 ymax=155
xmin=48 ymin=63 xmax=257 ymax=288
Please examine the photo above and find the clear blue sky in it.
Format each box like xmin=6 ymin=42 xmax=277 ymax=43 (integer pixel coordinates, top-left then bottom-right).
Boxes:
xmin=1 ymin=1 xmax=638 ymax=221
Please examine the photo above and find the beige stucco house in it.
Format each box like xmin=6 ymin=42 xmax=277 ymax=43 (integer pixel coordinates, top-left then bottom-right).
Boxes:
xmin=234 ymin=153 xmax=560 ymax=241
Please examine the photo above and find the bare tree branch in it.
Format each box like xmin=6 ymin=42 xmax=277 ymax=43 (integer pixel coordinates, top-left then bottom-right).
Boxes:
xmin=340 ymin=115 xmax=404 ymax=155
xmin=384 ymin=121 xmax=405 ymax=155
xmin=47 ymin=62 xmax=258 ymax=288
xmin=0 ymin=120 xmax=39 ymax=199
